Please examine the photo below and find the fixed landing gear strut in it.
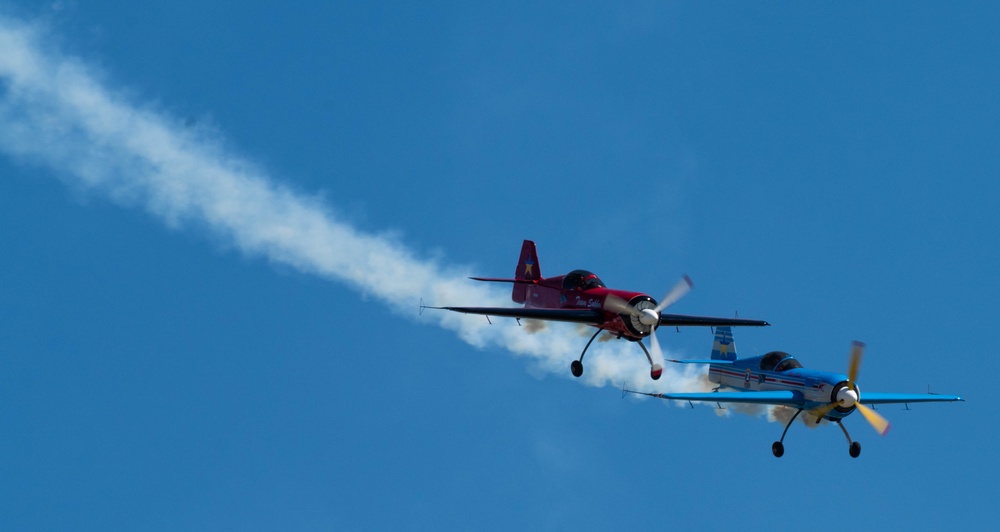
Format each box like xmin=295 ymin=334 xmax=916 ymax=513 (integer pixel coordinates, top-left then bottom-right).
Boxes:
xmin=771 ymin=410 xmax=863 ymax=458
xmin=837 ymin=420 xmax=862 ymax=458
xmin=636 ymin=339 xmax=664 ymax=380
xmin=570 ymin=329 xmax=602 ymax=378
xmin=570 ymin=330 xmax=662 ymax=380
xmin=771 ymin=408 xmax=802 ymax=458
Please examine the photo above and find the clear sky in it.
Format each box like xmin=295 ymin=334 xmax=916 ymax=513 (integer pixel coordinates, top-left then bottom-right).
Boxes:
xmin=0 ymin=2 xmax=995 ymax=530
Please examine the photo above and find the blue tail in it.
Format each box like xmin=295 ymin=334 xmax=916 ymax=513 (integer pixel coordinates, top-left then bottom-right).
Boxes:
xmin=711 ymin=326 xmax=737 ymax=361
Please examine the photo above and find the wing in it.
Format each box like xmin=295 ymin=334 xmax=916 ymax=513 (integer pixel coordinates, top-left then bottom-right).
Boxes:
xmin=666 ymin=359 xmax=735 ymax=365
xmin=659 ymin=313 xmax=770 ymax=327
xmin=468 ymin=277 xmax=536 ymax=284
xmin=433 ymin=306 xmax=605 ymax=325
xmin=860 ymin=392 xmax=964 ymax=405
xmin=627 ymin=389 xmax=804 ymax=407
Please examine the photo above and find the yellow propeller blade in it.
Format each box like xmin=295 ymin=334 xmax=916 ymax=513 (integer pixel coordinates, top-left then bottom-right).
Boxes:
xmin=810 ymin=402 xmax=838 ymax=422
xmin=847 ymin=341 xmax=864 ymax=384
xmin=856 ymin=402 xmax=891 ymax=436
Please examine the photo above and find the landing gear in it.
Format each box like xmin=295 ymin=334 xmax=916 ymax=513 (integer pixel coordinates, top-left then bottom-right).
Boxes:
xmin=771 ymin=442 xmax=784 ymax=458
xmin=771 ymin=415 xmax=863 ymax=458
xmin=771 ymin=408 xmax=803 ymax=458
xmin=838 ymin=421 xmax=861 ymax=458
xmin=571 ymin=329 xmax=662 ymax=380
xmin=571 ymin=329 xmax=603 ymax=378
xmin=636 ymin=339 xmax=662 ymax=380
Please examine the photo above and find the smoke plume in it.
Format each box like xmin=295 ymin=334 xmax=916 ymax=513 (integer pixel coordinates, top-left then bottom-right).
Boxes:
xmin=0 ymin=14 xmax=710 ymax=396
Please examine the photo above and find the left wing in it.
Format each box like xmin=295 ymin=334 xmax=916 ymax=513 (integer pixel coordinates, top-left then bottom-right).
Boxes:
xmin=659 ymin=313 xmax=770 ymax=328
xmin=626 ymin=389 xmax=804 ymax=407
xmin=860 ymin=392 xmax=964 ymax=405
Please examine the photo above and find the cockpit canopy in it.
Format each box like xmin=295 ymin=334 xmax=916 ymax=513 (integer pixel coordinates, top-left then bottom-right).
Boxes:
xmin=562 ymin=270 xmax=606 ymax=291
xmin=759 ymin=351 xmax=803 ymax=372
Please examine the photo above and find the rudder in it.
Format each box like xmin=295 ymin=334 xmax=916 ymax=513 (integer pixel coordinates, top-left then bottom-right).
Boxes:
xmin=711 ymin=326 xmax=737 ymax=362
xmin=512 ymin=240 xmax=541 ymax=303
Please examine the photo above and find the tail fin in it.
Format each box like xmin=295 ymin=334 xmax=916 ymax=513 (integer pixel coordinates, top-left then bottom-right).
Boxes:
xmin=512 ymin=240 xmax=541 ymax=303
xmin=711 ymin=326 xmax=737 ymax=362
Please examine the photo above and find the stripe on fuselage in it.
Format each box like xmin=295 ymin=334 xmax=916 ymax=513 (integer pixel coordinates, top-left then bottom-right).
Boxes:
xmin=710 ymin=366 xmax=824 ymax=393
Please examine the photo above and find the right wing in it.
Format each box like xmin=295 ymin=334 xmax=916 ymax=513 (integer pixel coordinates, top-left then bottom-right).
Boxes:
xmin=430 ymin=306 xmax=605 ymax=325
xmin=860 ymin=392 xmax=964 ymax=405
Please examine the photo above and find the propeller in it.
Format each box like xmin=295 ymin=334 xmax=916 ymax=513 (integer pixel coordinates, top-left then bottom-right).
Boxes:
xmin=603 ymin=275 xmax=693 ymax=329
xmin=810 ymin=341 xmax=891 ymax=436
xmin=654 ymin=274 xmax=694 ymax=314
xmin=856 ymin=401 xmax=891 ymax=436
xmin=602 ymin=276 xmax=693 ymax=380
xmin=601 ymin=293 xmax=634 ymax=316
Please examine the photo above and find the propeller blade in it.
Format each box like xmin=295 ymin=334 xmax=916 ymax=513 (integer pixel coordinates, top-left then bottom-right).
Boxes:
xmin=603 ymin=294 xmax=637 ymax=316
xmin=649 ymin=329 xmax=663 ymax=362
xmin=654 ymin=274 xmax=693 ymax=313
xmin=847 ymin=341 xmax=864 ymax=384
xmin=856 ymin=402 xmax=891 ymax=436
xmin=810 ymin=402 xmax=838 ymax=422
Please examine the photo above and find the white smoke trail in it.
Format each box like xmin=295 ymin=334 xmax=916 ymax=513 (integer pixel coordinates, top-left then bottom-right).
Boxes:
xmin=0 ymin=14 xmax=707 ymax=394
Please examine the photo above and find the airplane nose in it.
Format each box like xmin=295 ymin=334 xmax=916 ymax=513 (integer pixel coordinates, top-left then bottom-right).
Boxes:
xmin=639 ymin=308 xmax=659 ymax=326
xmin=837 ymin=387 xmax=859 ymax=408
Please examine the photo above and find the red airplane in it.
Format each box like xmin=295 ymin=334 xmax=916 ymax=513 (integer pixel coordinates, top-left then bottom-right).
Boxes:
xmin=428 ymin=240 xmax=770 ymax=380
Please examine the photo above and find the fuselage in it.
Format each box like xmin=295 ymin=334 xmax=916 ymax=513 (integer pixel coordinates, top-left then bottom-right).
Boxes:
xmin=523 ymin=270 xmax=653 ymax=340
xmin=709 ymin=354 xmax=857 ymax=420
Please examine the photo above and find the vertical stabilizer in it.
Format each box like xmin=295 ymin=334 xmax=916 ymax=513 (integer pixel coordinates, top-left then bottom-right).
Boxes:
xmin=711 ymin=326 xmax=738 ymax=362
xmin=512 ymin=240 xmax=541 ymax=303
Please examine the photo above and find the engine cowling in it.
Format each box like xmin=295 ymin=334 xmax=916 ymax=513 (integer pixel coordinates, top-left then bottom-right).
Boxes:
xmin=830 ymin=381 xmax=860 ymax=413
xmin=620 ymin=295 xmax=657 ymax=337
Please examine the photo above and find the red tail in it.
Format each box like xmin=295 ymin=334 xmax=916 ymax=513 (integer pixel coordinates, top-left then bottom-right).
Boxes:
xmin=512 ymin=240 xmax=540 ymax=303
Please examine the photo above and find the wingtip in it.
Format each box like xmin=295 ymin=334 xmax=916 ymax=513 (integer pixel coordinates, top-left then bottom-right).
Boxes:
xmin=620 ymin=382 xmax=638 ymax=399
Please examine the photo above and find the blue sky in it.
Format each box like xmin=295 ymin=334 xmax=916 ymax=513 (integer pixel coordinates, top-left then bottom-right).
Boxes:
xmin=0 ymin=2 xmax=995 ymax=530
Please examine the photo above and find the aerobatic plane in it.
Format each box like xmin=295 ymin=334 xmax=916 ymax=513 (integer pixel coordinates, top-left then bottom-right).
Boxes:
xmin=625 ymin=327 xmax=963 ymax=457
xmin=425 ymin=240 xmax=769 ymax=380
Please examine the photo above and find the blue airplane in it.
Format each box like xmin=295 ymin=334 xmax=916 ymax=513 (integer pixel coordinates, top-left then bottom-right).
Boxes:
xmin=625 ymin=327 xmax=963 ymax=458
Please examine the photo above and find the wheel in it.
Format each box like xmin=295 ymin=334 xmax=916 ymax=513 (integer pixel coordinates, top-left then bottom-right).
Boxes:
xmin=849 ymin=441 xmax=861 ymax=458
xmin=570 ymin=360 xmax=583 ymax=377
xmin=650 ymin=363 xmax=663 ymax=380
xmin=771 ymin=441 xmax=784 ymax=458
